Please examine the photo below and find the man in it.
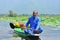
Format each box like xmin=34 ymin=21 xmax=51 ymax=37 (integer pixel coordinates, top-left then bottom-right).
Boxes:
xmin=24 ymin=10 xmax=43 ymax=34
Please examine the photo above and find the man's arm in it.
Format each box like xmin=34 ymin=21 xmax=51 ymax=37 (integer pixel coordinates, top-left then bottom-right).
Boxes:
xmin=36 ymin=18 xmax=41 ymax=30
xmin=26 ymin=18 xmax=30 ymax=28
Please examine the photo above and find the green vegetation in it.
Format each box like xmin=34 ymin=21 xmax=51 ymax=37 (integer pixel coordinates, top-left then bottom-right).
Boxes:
xmin=41 ymin=15 xmax=60 ymax=27
xmin=0 ymin=15 xmax=60 ymax=27
xmin=0 ymin=16 xmax=29 ymax=22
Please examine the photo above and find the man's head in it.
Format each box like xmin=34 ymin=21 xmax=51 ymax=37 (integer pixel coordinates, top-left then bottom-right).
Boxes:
xmin=33 ymin=10 xmax=38 ymax=17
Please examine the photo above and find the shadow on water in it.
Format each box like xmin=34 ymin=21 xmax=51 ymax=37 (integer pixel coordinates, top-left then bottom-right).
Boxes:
xmin=0 ymin=20 xmax=60 ymax=40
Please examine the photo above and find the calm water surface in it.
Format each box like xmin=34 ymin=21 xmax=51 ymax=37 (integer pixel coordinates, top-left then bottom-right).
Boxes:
xmin=0 ymin=20 xmax=60 ymax=40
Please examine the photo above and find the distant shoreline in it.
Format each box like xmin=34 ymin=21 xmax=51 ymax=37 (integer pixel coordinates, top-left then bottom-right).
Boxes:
xmin=0 ymin=15 xmax=60 ymax=27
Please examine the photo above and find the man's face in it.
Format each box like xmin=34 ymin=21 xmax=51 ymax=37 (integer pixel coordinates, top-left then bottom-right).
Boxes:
xmin=33 ymin=11 xmax=38 ymax=17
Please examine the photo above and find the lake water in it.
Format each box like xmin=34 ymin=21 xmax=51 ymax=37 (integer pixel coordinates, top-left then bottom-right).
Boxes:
xmin=0 ymin=20 xmax=60 ymax=40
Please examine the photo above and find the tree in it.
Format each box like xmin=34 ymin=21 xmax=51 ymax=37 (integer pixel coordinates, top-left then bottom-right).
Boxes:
xmin=9 ymin=10 xmax=17 ymax=17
